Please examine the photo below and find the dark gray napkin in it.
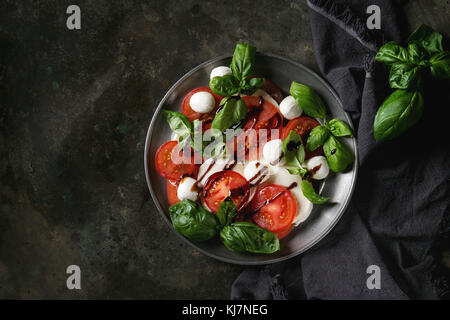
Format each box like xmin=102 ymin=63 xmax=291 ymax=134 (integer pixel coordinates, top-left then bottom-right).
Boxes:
xmin=231 ymin=0 xmax=449 ymax=300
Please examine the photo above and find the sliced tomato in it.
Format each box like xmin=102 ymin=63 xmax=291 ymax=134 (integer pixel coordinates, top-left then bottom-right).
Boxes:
xmin=274 ymin=224 xmax=293 ymax=240
xmin=167 ymin=180 xmax=180 ymax=205
xmin=229 ymin=97 xmax=283 ymax=161
xmin=181 ymin=87 xmax=223 ymax=125
xmin=282 ymin=116 xmax=324 ymax=160
xmin=155 ymin=141 xmax=195 ymax=180
xmin=251 ymin=184 xmax=297 ymax=232
xmin=202 ymin=170 xmax=250 ymax=213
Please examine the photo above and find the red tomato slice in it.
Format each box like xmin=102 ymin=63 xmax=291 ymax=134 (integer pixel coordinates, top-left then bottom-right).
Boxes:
xmin=155 ymin=141 xmax=195 ymax=180
xmin=251 ymin=184 xmax=297 ymax=232
xmin=282 ymin=116 xmax=324 ymax=160
xmin=274 ymin=224 xmax=293 ymax=240
xmin=202 ymin=171 xmax=250 ymax=213
xmin=167 ymin=180 xmax=180 ymax=205
xmin=181 ymin=87 xmax=223 ymax=124
xmin=229 ymin=97 xmax=283 ymax=161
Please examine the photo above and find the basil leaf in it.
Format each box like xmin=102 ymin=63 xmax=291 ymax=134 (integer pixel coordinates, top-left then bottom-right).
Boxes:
xmin=373 ymin=89 xmax=424 ymax=141
xmin=408 ymin=24 xmax=444 ymax=54
xmin=290 ymin=81 xmax=327 ymax=119
xmin=287 ymin=167 xmax=308 ymax=176
xmin=211 ymin=97 xmax=247 ymax=133
xmin=430 ymin=51 xmax=450 ymax=79
xmin=220 ymin=222 xmax=280 ymax=254
xmin=230 ymin=43 xmax=256 ymax=81
xmin=407 ymin=42 xmax=430 ymax=66
xmin=326 ymin=119 xmax=354 ymax=137
xmin=209 ymin=74 xmax=240 ymax=96
xmin=240 ymin=77 xmax=266 ymax=95
xmin=169 ymin=199 xmax=218 ymax=242
xmin=323 ymin=135 xmax=354 ymax=173
xmin=375 ymin=41 xmax=409 ymax=65
xmin=306 ymin=126 xmax=329 ymax=151
xmin=388 ymin=63 xmax=420 ymax=89
xmin=216 ymin=197 xmax=237 ymax=228
xmin=163 ymin=110 xmax=192 ymax=148
xmin=249 ymin=77 xmax=265 ymax=88
xmin=300 ymin=180 xmax=330 ymax=204
xmin=282 ymin=130 xmax=303 ymax=165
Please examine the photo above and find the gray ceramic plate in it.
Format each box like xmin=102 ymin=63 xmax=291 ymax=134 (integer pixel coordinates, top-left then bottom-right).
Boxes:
xmin=144 ymin=53 xmax=358 ymax=265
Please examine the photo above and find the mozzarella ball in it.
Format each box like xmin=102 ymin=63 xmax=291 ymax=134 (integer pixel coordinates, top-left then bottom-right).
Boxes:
xmin=210 ymin=66 xmax=232 ymax=80
xmin=305 ymin=156 xmax=330 ymax=180
xmin=244 ymin=161 xmax=270 ymax=185
xmin=189 ymin=91 xmax=215 ymax=113
xmin=279 ymin=96 xmax=302 ymax=120
xmin=263 ymin=139 xmax=285 ymax=166
xmin=177 ymin=177 xmax=199 ymax=201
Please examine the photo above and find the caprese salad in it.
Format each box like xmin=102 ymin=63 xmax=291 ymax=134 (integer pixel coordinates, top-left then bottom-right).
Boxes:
xmin=154 ymin=43 xmax=354 ymax=254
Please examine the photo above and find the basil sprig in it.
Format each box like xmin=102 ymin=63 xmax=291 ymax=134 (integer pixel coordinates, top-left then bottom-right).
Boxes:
xmin=374 ymin=24 xmax=449 ymax=141
xmin=168 ymin=197 xmax=280 ymax=254
xmin=281 ymin=130 xmax=331 ymax=204
xmin=209 ymin=43 xmax=264 ymax=97
xmin=305 ymin=118 xmax=354 ymax=173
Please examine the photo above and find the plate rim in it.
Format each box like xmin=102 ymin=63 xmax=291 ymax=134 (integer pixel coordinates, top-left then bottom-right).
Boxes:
xmin=144 ymin=52 xmax=359 ymax=265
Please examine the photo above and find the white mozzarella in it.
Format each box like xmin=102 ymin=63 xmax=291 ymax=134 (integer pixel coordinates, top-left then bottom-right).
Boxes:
xmin=261 ymin=167 xmax=313 ymax=226
xmin=305 ymin=156 xmax=330 ymax=180
xmin=244 ymin=160 xmax=270 ymax=185
xmin=210 ymin=66 xmax=232 ymax=80
xmin=263 ymin=139 xmax=285 ymax=166
xmin=251 ymin=89 xmax=279 ymax=108
xmin=189 ymin=91 xmax=215 ymax=113
xmin=177 ymin=177 xmax=199 ymax=202
xmin=279 ymin=95 xmax=302 ymax=120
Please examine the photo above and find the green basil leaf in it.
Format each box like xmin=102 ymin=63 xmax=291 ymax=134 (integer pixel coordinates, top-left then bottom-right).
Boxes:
xmin=240 ymin=77 xmax=266 ymax=95
xmin=326 ymin=119 xmax=354 ymax=137
xmin=211 ymin=97 xmax=248 ymax=133
xmin=388 ymin=63 xmax=420 ymax=89
xmin=220 ymin=222 xmax=280 ymax=254
xmin=290 ymin=81 xmax=327 ymax=119
xmin=407 ymin=42 xmax=430 ymax=66
xmin=300 ymin=180 xmax=330 ymax=204
xmin=169 ymin=199 xmax=218 ymax=242
xmin=282 ymin=130 xmax=303 ymax=165
xmin=297 ymin=144 xmax=306 ymax=164
xmin=408 ymin=24 xmax=444 ymax=54
xmin=216 ymin=197 xmax=237 ymax=228
xmin=430 ymin=51 xmax=450 ymax=79
xmin=249 ymin=77 xmax=265 ymax=88
xmin=230 ymin=43 xmax=256 ymax=81
xmin=306 ymin=125 xmax=329 ymax=151
xmin=287 ymin=167 xmax=308 ymax=176
xmin=373 ymin=89 xmax=424 ymax=141
xmin=163 ymin=109 xmax=192 ymax=148
xmin=375 ymin=41 xmax=409 ymax=65
xmin=209 ymin=74 xmax=240 ymax=96
xmin=323 ymin=135 xmax=354 ymax=173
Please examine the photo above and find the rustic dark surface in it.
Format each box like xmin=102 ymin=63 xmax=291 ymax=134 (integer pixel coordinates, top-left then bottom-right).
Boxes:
xmin=0 ymin=0 xmax=449 ymax=299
